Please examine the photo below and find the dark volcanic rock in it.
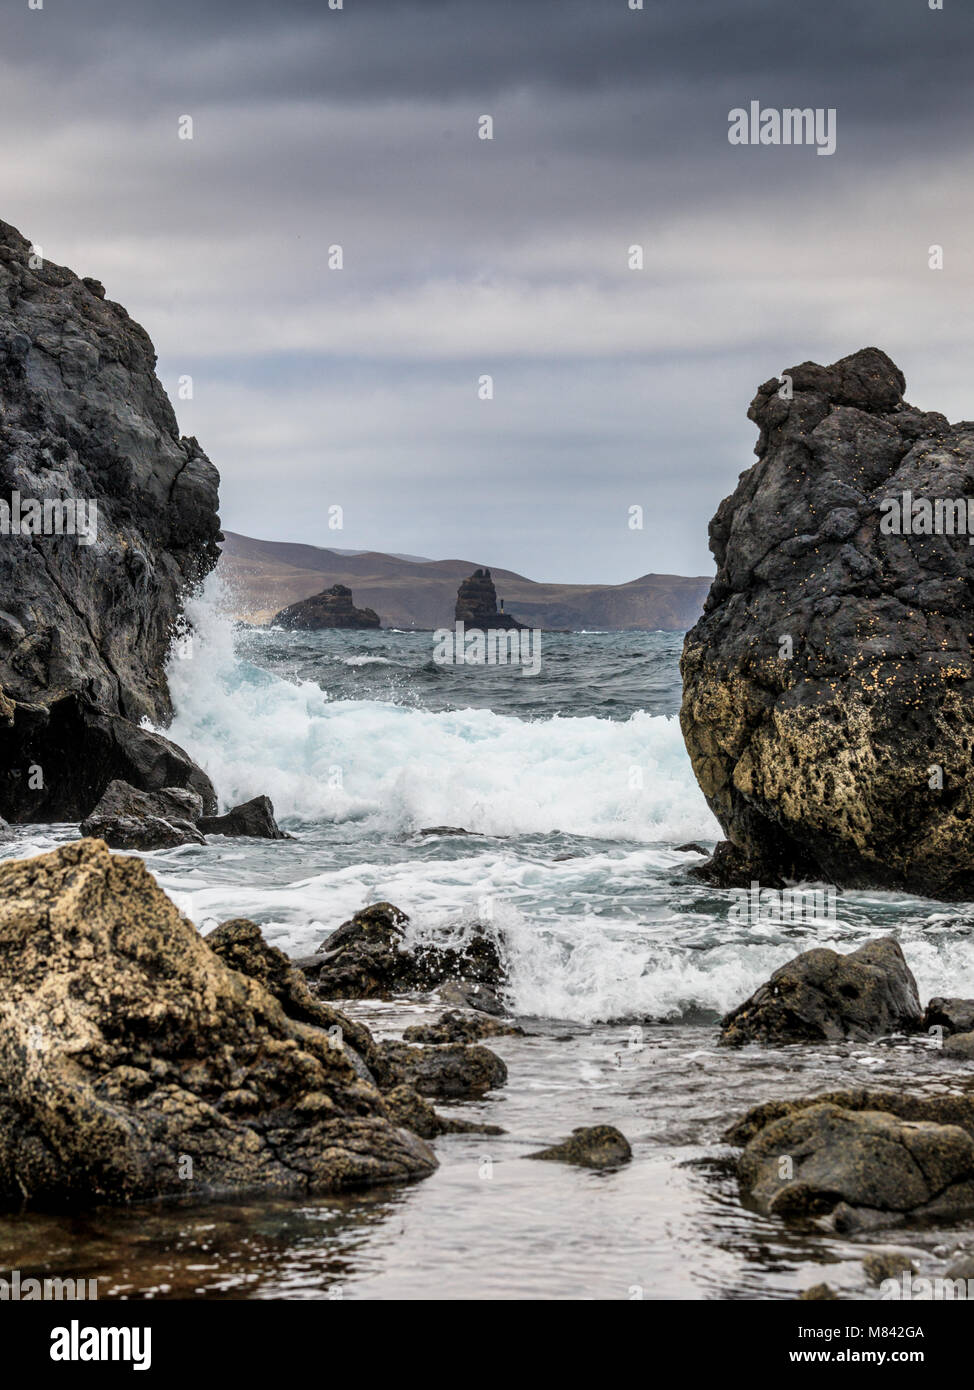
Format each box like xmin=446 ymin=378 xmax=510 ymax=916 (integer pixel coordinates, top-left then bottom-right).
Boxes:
xmin=734 ymin=1101 xmax=974 ymax=1220
xmin=437 ymin=979 xmax=507 ymax=1016
xmin=724 ymin=1086 xmax=974 ymax=1149
xmin=455 ymin=568 xmax=523 ymax=629
xmin=381 ymin=1083 xmax=504 ymax=1139
xmin=0 ymin=840 xmax=436 ymax=1207
xmin=80 ymin=779 xmax=204 ymax=849
xmin=403 ymin=1010 xmax=524 ymax=1044
xmin=0 ymin=219 xmax=221 ymax=823
xmin=375 ymin=1040 xmax=508 ymax=1100
xmin=719 ymin=937 xmax=922 ymax=1047
xmin=526 ymin=1125 xmax=632 ymax=1169
xmin=306 ymin=901 xmax=506 ymax=1001
xmin=272 ymin=584 xmax=380 ymax=630
xmin=924 ymin=997 xmax=974 ymax=1037
xmin=680 ymin=346 xmax=974 ymax=897
xmin=199 ymin=795 xmax=289 ymax=839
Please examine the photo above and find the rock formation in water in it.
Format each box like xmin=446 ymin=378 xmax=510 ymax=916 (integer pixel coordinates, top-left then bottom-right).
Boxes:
xmin=681 ymin=346 xmax=974 ymax=897
xmin=0 ymin=218 xmax=221 ymax=821
xmin=272 ymin=583 xmax=380 ymax=630
xmin=455 ymin=568 xmax=524 ymax=629
xmin=0 ymin=840 xmax=437 ymax=1207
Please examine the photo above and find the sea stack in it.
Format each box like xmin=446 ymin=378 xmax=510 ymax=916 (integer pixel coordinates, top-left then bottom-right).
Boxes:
xmin=0 ymin=218 xmax=221 ymax=822
xmin=681 ymin=346 xmax=974 ymax=898
xmin=455 ymin=569 xmax=524 ymax=629
xmin=272 ymin=583 xmax=381 ymax=630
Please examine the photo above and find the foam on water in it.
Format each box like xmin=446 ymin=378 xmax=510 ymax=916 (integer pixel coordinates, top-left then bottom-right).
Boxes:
xmin=163 ymin=579 xmax=718 ymax=844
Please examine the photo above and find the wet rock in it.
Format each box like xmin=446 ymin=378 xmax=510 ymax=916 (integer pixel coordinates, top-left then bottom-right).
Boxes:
xmin=0 ymin=218 xmax=220 ymax=824
xmin=381 ymin=1084 xmax=504 ymax=1139
xmin=674 ymin=841 xmax=709 ymax=855
xmin=526 ymin=1125 xmax=632 ymax=1169
xmin=724 ymin=1086 xmax=974 ymax=1148
xmin=924 ymin=997 xmax=974 ymax=1037
xmin=80 ymin=779 xmax=204 ymax=849
xmin=681 ymin=346 xmax=974 ymax=897
xmin=862 ymin=1252 xmax=916 ymax=1284
xmin=403 ymin=1010 xmax=524 ymax=1044
xmin=308 ymin=901 xmax=505 ymax=1001
xmin=0 ymin=840 xmax=436 ymax=1207
xmin=199 ymin=795 xmax=290 ymax=840
xmin=798 ymin=1284 xmax=838 ymax=1300
xmin=437 ymin=979 xmax=507 ymax=1016
xmin=735 ymin=1100 xmax=974 ymax=1220
xmin=375 ymin=1041 xmax=508 ymax=1100
xmin=946 ymin=1255 xmax=974 ymax=1281
xmin=944 ymin=1032 xmax=974 ymax=1058
xmin=272 ymin=584 xmax=380 ymax=630
xmin=417 ymin=826 xmax=471 ymax=837
xmin=719 ymin=937 xmax=922 ymax=1047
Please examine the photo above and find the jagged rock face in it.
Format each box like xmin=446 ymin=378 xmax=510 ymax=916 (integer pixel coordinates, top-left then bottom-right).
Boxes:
xmin=455 ymin=568 xmax=523 ymax=629
xmin=681 ymin=346 xmax=974 ymax=897
xmin=0 ymin=840 xmax=436 ymax=1208
xmin=272 ymin=583 xmax=380 ymax=630
xmin=0 ymin=218 xmax=221 ymax=820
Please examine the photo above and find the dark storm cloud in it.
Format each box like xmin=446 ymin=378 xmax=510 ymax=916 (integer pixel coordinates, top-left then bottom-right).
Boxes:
xmin=0 ymin=0 xmax=971 ymax=580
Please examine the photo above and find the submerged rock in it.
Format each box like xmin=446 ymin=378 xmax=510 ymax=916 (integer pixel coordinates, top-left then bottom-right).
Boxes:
xmin=0 ymin=218 xmax=220 ymax=823
xmin=719 ymin=937 xmax=922 ymax=1047
xmin=272 ymin=584 xmax=380 ymax=630
xmin=382 ymin=1084 xmax=504 ymax=1139
xmin=526 ymin=1125 xmax=632 ymax=1169
xmin=306 ymin=901 xmax=506 ymax=1001
xmin=403 ymin=1010 xmax=524 ymax=1044
xmin=681 ymin=346 xmax=974 ymax=897
xmin=0 ymin=840 xmax=436 ymax=1208
xmin=80 ymin=779 xmax=204 ymax=849
xmin=199 ymin=795 xmax=289 ymax=839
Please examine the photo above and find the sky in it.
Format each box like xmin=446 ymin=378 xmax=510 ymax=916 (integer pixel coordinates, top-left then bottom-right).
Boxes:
xmin=1 ymin=0 xmax=972 ymax=583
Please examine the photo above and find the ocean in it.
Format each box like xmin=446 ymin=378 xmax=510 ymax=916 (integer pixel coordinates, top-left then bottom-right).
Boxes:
xmin=4 ymin=579 xmax=974 ymax=1299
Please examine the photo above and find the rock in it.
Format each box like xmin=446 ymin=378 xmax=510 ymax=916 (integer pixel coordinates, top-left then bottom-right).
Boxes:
xmin=944 ymin=1032 xmax=974 ymax=1058
xmin=437 ymin=979 xmax=507 ymax=1016
xmin=0 ymin=219 xmax=221 ymax=824
xmin=526 ymin=1125 xmax=632 ymax=1169
xmin=674 ymin=841 xmax=709 ymax=855
xmin=308 ymin=901 xmax=506 ymax=1000
xmin=720 ymin=938 xmax=922 ymax=1046
xmin=863 ymin=1252 xmax=916 ymax=1284
xmin=924 ymin=997 xmax=974 ymax=1037
xmin=0 ymin=840 xmax=436 ymax=1207
xmin=375 ymin=1041 xmax=508 ymax=1100
xmin=199 ymin=795 xmax=290 ymax=839
xmin=946 ymin=1255 xmax=974 ymax=1281
xmin=0 ymin=816 xmax=11 ymax=841
xmin=680 ymin=345 xmax=974 ymax=897
xmin=417 ymin=826 xmax=471 ymax=837
xmin=455 ymin=568 xmax=523 ymax=629
xmin=80 ymin=779 xmax=205 ymax=849
xmin=381 ymin=1084 xmax=504 ymax=1139
xmin=737 ymin=1101 xmax=974 ymax=1219
xmin=272 ymin=584 xmax=380 ymax=630
xmin=403 ymin=1010 xmax=524 ymax=1044
xmin=798 ymin=1284 xmax=838 ymax=1300
xmin=724 ymin=1086 xmax=974 ymax=1148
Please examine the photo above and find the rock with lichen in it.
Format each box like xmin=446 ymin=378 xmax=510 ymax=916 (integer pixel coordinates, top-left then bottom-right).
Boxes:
xmin=681 ymin=346 xmax=974 ymax=896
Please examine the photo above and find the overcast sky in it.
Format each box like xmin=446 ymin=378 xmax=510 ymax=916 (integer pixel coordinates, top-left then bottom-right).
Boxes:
xmin=2 ymin=0 xmax=972 ymax=582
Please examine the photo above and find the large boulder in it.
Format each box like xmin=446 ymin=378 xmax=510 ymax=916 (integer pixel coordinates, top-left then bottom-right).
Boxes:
xmin=681 ymin=347 xmax=974 ymax=896
xmin=80 ymin=779 xmax=205 ymax=850
xmin=302 ymin=902 xmax=506 ymax=1001
xmin=272 ymin=584 xmax=380 ymax=630
xmin=0 ymin=218 xmax=220 ymax=822
xmin=374 ymin=1040 xmax=508 ymax=1100
xmin=0 ymin=840 xmax=436 ymax=1207
xmin=719 ymin=937 xmax=923 ymax=1046
xmin=199 ymin=795 xmax=289 ymax=839
xmin=734 ymin=1100 xmax=974 ymax=1220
